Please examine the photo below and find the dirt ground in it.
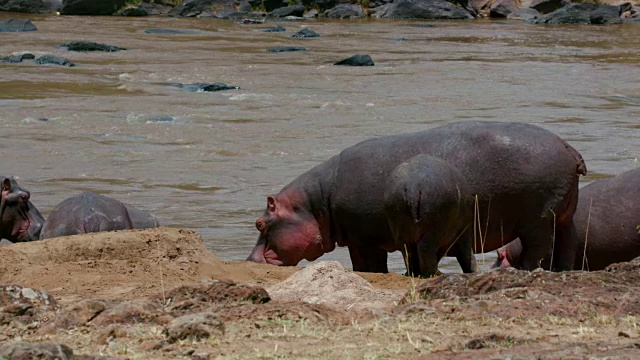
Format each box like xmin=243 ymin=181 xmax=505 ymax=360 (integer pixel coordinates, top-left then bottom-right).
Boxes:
xmin=1 ymin=228 xmax=639 ymax=359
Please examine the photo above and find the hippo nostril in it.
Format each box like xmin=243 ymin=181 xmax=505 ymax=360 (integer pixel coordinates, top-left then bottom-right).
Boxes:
xmin=19 ymin=192 xmax=30 ymax=201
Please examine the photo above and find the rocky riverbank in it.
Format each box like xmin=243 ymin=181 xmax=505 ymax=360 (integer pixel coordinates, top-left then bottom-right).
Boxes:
xmin=1 ymin=0 xmax=639 ymax=24
xmin=1 ymin=228 xmax=639 ymax=359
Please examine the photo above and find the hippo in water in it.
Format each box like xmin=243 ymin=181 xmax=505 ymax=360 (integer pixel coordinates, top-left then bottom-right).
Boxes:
xmin=1 ymin=176 xmax=45 ymax=242
xmin=384 ymin=154 xmax=475 ymax=277
xmin=494 ymin=167 xmax=640 ymax=271
xmin=40 ymin=192 xmax=160 ymax=239
xmin=247 ymin=121 xmax=587 ymax=272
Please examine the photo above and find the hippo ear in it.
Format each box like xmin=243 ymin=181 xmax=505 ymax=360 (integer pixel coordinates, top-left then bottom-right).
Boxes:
xmin=1 ymin=178 xmax=10 ymax=192
xmin=267 ymin=196 xmax=276 ymax=212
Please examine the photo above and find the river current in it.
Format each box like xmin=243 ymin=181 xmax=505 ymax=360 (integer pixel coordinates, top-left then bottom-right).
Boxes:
xmin=1 ymin=14 xmax=639 ymax=272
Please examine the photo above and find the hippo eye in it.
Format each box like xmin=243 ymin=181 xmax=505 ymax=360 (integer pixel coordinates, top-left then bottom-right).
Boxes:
xmin=256 ymin=219 xmax=267 ymax=232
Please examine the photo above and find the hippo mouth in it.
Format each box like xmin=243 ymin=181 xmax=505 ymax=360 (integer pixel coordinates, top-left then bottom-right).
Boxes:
xmin=264 ymin=248 xmax=285 ymax=266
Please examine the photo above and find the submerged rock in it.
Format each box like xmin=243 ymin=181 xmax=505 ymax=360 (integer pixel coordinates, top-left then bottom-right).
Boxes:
xmin=60 ymin=41 xmax=125 ymax=52
xmin=144 ymin=28 xmax=205 ymax=34
xmin=263 ymin=25 xmax=286 ymax=32
xmin=267 ymin=46 xmax=307 ymax=52
xmin=174 ymin=83 xmax=240 ymax=92
xmin=291 ymin=27 xmax=320 ymax=38
xmin=0 ymin=53 xmax=35 ymax=63
xmin=35 ymin=54 xmax=75 ymax=66
xmin=334 ymin=54 xmax=375 ymax=66
xmin=0 ymin=19 xmax=37 ymax=32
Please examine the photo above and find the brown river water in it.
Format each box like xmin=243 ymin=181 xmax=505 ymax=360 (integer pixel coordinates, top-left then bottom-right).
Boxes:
xmin=1 ymin=14 xmax=639 ymax=273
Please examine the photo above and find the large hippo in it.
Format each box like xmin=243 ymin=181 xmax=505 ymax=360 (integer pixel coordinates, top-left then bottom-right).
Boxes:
xmin=247 ymin=121 xmax=587 ymax=272
xmin=1 ymin=176 xmax=45 ymax=242
xmin=495 ymin=167 xmax=640 ymax=271
xmin=40 ymin=192 xmax=160 ymax=239
xmin=383 ymin=154 xmax=475 ymax=277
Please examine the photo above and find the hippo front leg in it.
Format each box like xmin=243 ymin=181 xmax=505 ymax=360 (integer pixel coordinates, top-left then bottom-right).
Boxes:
xmin=454 ymin=230 xmax=477 ymax=273
xmin=347 ymin=243 xmax=389 ymax=273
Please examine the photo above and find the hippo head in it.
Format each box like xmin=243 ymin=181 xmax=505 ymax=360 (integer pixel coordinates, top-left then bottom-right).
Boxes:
xmin=247 ymin=194 xmax=324 ymax=266
xmin=0 ymin=177 xmax=45 ymax=242
xmin=493 ymin=247 xmax=512 ymax=269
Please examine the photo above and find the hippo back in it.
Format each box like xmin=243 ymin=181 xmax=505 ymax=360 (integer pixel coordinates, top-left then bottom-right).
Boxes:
xmin=330 ymin=121 xmax=584 ymax=253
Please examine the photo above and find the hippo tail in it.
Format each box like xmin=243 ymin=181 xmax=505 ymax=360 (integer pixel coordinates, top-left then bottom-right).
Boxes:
xmin=563 ymin=141 xmax=587 ymax=176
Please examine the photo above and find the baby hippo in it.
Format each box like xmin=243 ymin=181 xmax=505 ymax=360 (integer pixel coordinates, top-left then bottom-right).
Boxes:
xmin=40 ymin=192 xmax=160 ymax=239
xmin=384 ymin=154 xmax=476 ymax=277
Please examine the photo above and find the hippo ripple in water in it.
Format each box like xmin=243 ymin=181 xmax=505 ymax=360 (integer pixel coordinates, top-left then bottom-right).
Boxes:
xmin=40 ymin=192 xmax=160 ymax=239
xmin=0 ymin=176 xmax=45 ymax=242
xmin=247 ymin=121 xmax=587 ymax=273
xmin=495 ymin=167 xmax=640 ymax=271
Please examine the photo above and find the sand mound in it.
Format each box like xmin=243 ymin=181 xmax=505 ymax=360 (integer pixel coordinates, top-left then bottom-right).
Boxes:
xmin=0 ymin=228 xmax=236 ymax=303
xmin=267 ymin=261 xmax=404 ymax=311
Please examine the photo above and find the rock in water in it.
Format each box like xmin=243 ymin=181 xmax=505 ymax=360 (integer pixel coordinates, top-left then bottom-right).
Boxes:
xmin=334 ymin=54 xmax=375 ymax=66
xmin=0 ymin=19 xmax=37 ymax=32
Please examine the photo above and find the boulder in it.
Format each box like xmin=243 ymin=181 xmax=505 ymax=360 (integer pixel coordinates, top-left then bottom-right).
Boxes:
xmin=59 ymin=0 xmax=127 ymax=15
xmin=0 ymin=285 xmax=58 ymax=326
xmin=0 ymin=18 xmax=37 ymax=32
xmin=0 ymin=342 xmax=73 ymax=360
xmin=323 ymin=3 xmax=366 ymax=19
xmin=138 ymin=2 xmax=173 ymax=15
xmin=302 ymin=0 xmax=338 ymax=12
xmin=490 ymin=0 xmax=517 ymax=18
xmin=164 ymin=312 xmax=225 ymax=343
xmin=0 ymin=0 xmax=61 ymax=13
xmin=536 ymin=3 xmax=622 ymax=24
xmin=527 ymin=0 xmax=568 ymax=14
xmin=334 ymin=54 xmax=374 ymax=66
xmin=268 ymin=4 xmax=305 ymax=17
xmin=248 ymin=0 xmax=287 ymax=12
xmin=169 ymin=0 xmax=251 ymax=17
xmin=115 ymin=6 xmax=149 ymax=16
xmin=507 ymin=7 xmax=540 ymax=21
xmin=372 ymin=0 xmax=474 ymax=20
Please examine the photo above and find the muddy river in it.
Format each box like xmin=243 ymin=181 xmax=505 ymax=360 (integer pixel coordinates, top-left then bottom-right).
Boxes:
xmin=1 ymin=13 xmax=639 ymax=273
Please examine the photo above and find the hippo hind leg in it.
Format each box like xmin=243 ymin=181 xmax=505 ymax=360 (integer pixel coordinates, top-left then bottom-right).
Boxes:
xmin=551 ymin=220 xmax=578 ymax=271
xmin=453 ymin=229 xmax=477 ymax=273
xmin=399 ymin=242 xmax=421 ymax=277
xmin=416 ymin=235 xmax=440 ymax=278
xmin=516 ymin=218 xmax=555 ymax=270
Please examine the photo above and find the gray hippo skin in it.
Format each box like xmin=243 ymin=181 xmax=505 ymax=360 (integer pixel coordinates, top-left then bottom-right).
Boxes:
xmin=495 ymin=167 xmax=640 ymax=271
xmin=383 ymin=154 xmax=476 ymax=277
xmin=40 ymin=192 xmax=159 ymax=239
xmin=0 ymin=176 xmax=45 ymax=242
xmin=247 ymin=121 xmax=587 ymax=272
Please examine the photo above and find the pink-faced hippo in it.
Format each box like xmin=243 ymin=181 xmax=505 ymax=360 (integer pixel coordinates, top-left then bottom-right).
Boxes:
xmin=40 ymin=192 xmax=160 ymax=239
xmin=0 ymin=176 xmax=45 ymax=242
xmin=383 ymin=154 xmax=475 ymax=277
xmin=495 ymin=167 xmax=640 ymax=271
xmin=247 ymin=121 xmax=587 ymax=272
